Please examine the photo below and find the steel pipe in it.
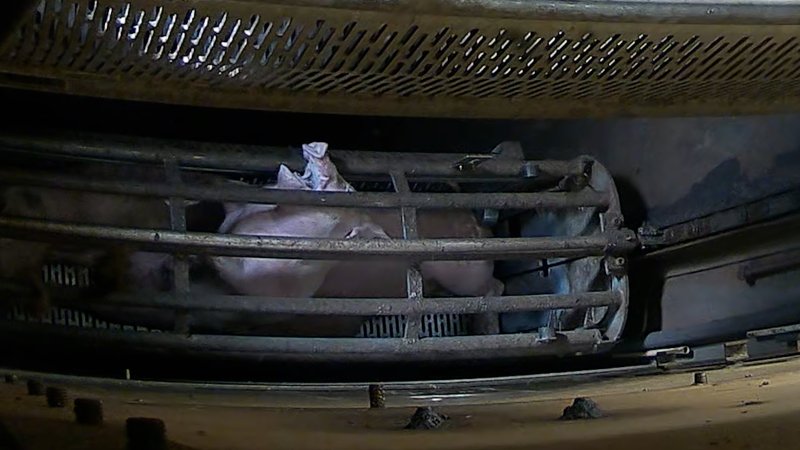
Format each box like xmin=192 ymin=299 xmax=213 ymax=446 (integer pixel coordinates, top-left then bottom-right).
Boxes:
xmin=0 ymin=217 xmax=637 ymax=260
xmin=0 ymin=169 xmax=609 ymax=209
xmin=45 ymin=291 xmax=621 ymax=316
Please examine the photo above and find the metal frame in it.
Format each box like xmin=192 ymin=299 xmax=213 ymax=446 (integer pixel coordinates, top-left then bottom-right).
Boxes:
xmin=0 ymin=133 xmax=633 ymax=362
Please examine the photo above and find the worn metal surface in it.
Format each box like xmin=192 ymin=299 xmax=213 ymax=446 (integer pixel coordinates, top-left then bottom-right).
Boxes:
xmin=4 ymin=1 xmax=800 ymax=118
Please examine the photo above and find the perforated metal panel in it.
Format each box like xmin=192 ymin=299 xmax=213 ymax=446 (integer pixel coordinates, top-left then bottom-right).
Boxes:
xmin=1 ymin=0 xmax=800 ymax=117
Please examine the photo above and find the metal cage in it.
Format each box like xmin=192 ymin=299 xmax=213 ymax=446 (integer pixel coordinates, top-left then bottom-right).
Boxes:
xmin=0 ymin=132 xmax=634 ymax=363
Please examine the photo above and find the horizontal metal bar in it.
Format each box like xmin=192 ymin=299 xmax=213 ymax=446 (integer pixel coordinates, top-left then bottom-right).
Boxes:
xmin=0 ymin=217 xmax=637 ymax=260
xmin=258 ymin=0 xmax=800 ymax=25
xmin=49 ymin=291 xmax=620 ymax=316
xmin=739 ymin=247 xmax=800 ymax=286
xmin=0 ymin=321 xmax=606 ymax=361
xmin=0 ymin=168 xmax=609 ymax=209
xmin=0 ymin=133 xmax=580 ymax=179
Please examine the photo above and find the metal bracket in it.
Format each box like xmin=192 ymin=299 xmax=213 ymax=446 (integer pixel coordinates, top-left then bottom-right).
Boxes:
xmin=453 ymin=154 xmax=496 ymax=171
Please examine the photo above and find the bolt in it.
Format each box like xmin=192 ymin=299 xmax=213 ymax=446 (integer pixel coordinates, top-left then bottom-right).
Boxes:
xmin=4 ymin=374 xmax=17 ymax=384
xmin=46 ymin=387 xmax=68 ymax=408
xmin=126 ymin=417 xmax=167 ymax=450
xmin=74 ymin=398 xmax=103 ymax=425
xmin=26 ymin=380 xmax=44 ymax=396
xmin=368 ymin=384 xmax=385 ymax=409
xmin=694 ymin=372 xmax=708 ymax=385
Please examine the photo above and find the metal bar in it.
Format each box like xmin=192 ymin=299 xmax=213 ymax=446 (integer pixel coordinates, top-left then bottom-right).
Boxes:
xmin=0 ymin=168 xmax=609 ymax=210
xmin=213 ymin=0 xmax=800 ymax=25
xmin=739 ymin=247 xmax=800 ymax=286
xmin=165 ymin=159 xmax=191 ymax=333
xmin=391 ymin=170 xmax=423 ymax=340
xmin=0 ymin=133 xmax=581 ymax=179
xmin=48 ymin=290 xmax=620 ymax=316
xmin=0 ymin=321 xmax=605 ymax=361
xmin=0 ymin=217 xmax=637 ymax=260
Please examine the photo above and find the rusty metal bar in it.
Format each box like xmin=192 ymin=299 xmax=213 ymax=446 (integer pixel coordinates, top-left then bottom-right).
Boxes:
xmin=0 ymin=168 xmax=609 ymax=210
xmin=49 ymin=290 xmax=620 ymax=316
xmin=0 ymin=320 xmax=605 ymax=361
xmin=391 ymin=170 xmax=424 ymax=340
xmin=0 ymin=216 xmax=638 ymax=260
xmin=0 ymin=133 xmax=582 ymax=179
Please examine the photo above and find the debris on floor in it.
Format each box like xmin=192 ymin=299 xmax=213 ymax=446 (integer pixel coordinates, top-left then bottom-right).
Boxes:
xmin=560 ymin=397 xmax=604 ymax=420
xmin=405 ymin=407 xmax=449 ymax=430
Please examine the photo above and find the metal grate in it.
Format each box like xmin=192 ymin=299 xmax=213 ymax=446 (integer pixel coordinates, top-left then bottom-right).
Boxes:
xmin=1 ymin=0 xmax=800 ymax=117
xmin=358 ymin=314 xmax=469 ymax=339
xmin=6 ymin=304 xmax=154 ymax=332
xmin=41 ymin=262 xmax=91 ymax=287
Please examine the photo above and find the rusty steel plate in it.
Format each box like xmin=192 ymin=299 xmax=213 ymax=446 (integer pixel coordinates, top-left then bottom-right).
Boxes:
xmin=2 ymin=0 xmax=800 ymax=118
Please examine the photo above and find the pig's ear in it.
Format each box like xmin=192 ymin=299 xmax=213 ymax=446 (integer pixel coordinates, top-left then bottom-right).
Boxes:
xmin=276 ymin=165 xmax=308 ymax=190
xmin=302 ymin=142 xmax=329 ymax=160
xmin=344 ymin=223 xmax=390 ymax=239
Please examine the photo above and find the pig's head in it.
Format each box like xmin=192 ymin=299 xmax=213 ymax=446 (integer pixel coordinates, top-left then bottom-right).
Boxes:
xmin=300 ymin=142 xmax=354 ymax=192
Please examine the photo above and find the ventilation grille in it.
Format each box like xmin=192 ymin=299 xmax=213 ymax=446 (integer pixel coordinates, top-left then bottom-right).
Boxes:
xmin=1 ymin=0 xmax=800 ymax=117
xmin=357 ymin=314 xmax=469 ymax=338
xmin=42 ymin=262 xmax=91 ymax=287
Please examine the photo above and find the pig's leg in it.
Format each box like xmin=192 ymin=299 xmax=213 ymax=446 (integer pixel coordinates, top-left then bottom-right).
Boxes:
xmin=422 ymin=261 xmax=504 ymax=334
xmin=212 ymin=256 xmax=334 ymax=298
xmin=421 ymin=260 xmax=503 ymax=297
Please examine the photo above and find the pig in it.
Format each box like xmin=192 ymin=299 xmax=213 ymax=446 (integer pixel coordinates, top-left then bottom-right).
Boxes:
xmin=212 ymin=163 xmax=388 ymax=298
xmin=213 ymin=142 xmax=504 ymax=305
xmin=304 ymin=142 xmax=502 ymax=299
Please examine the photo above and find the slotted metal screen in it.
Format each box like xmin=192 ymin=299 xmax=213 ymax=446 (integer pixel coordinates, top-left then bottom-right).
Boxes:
xmin=2 ymin=0 xmax=800 ymax=117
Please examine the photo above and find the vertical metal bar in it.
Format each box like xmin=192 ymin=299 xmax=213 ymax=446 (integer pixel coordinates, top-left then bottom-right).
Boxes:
xmin=165 ymin=159 xmax=191 ymax=333
xmin=391 ymin=171 xmax=424 ymax=340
